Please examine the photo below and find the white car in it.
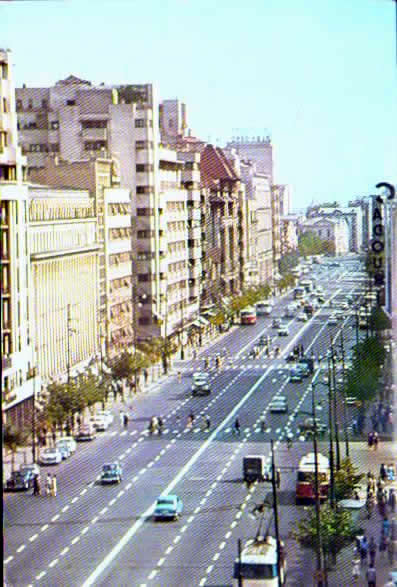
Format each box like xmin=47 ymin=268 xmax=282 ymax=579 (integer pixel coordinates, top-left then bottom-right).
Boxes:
xmin=328 ymin=315 xmax=338 ymax=326
xmin=99 ymin=410 xmax=114 ymax=426
xmin=297 ymin=312 xmax=308 ymax=322
xmin=90 ymin=414 xmax=109 ymax=431
xmin=278 ymin=324 xmax=289 ymax=336
xmin=57 ymin=436 xmax=77 ymax=453
xmin=40 ymin=447 xmax=62 ymax=465
xmin=192 ymin=372 xmax=211 ymax=396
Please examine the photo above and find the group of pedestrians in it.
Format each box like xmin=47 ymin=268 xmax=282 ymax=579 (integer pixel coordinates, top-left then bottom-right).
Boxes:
xmin=148 ymin=415 xmax=164 ymax=435
xmin=370 ymin=401 xmax=394 ymax=435
xmin=366 ymin=470 xmax=396 ymax=520
xmin=32 ymin=473 xmax=57 ymax=497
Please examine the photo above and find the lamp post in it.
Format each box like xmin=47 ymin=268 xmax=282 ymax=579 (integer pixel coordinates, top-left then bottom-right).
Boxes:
xmin=270 ymin=439 xmax=283 ymax=587
xmin=31 ymin=366 xmax=38 ymax=463
xmin=327 ymin=355 xmax=336 ymax=509
xmin=339 ymin=327 xmax=350 ymax=457
xmin=330 ymin=341 xmax=341 ymax=470
xmin=310 ymin=382 xmax=325 ymax=587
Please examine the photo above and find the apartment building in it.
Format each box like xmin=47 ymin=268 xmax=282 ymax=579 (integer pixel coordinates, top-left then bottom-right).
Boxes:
xmin=1 ymin=49 xmax=37 ymax=428
xmin=29 ymin=155 xmax=133 ymax=357
xmin=271 ymin=185 xmax=282 ymax=269
xmin=29 ymin=185 xmax=100 ymax=381
xmin=280 ymin=216 xmax=298 ymax=255
xmin=226 ymin=136 xmax=273 ymax=181
xmin=199 ymin=144 xmax=241 ymax=306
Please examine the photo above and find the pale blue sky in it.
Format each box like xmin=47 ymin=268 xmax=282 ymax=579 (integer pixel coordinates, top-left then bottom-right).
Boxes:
xmin=2 ymin=0 xmax=396 ymax=209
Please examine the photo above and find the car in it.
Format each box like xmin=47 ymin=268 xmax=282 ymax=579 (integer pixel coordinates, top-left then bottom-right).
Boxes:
xmin=297 ymin=312 xmax=308 ymax=322
xmin=19 ymin=463 xmax=41 ymax=478
xmin=302 ymin=417 xmax=327 ymax=434
xmin=257 ymin=335 xmax=271 ymax=346
xmin=289 ymin=367 xmax=303 ymax=382
xmin=277 ymin=324 xmax=289 ymax=336
xmin=100 ymin=462 xmax=123 ymax=484
xmin=317 ymin=295 xmax=325 ymax=304
xmin=55 ymin=441 xmax=71 ymax=460
xmin=269 ymin=397 xmax=288 ymax=413
xmin=5 ymin=470 xmax=35 ymax=491
xmin=272 ymin=318 xmax=282 ymax=329
xmin=154 ymin=494 xmax=183 ymax=520
xmin=57 ymin=436 xmax=77 ymax=454
xmin=40 ymin=447 xmax=63 ymax=465
xmin=99 ymin=410 xmax=114 ymax=426
xmin=328 ymin=315 xmax=338 ymax=326
xmin=90 ymin=413 xmax=109 ymax=431
xmin=76 ymin=422 xmax=96 ymax=441
xmin=192 ymin=372 xmax=211 ymax=396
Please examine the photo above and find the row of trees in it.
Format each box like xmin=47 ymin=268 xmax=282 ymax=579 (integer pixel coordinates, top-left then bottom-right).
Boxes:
xmin=298 ymin=231 xmax=335 ymax=257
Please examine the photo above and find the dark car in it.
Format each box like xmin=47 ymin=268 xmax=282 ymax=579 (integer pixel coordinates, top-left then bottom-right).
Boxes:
xmin=272 ymin=318 xmax=281 ymax=329
xmin=5 ymin=470 xmax=34 ymax=491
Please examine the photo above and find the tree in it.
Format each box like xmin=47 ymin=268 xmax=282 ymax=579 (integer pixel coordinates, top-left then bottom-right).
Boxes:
xmin=279 ymin=251 xmax=299 ymax=275
xmin=369 ymin=307 xmax=392 ymax=332
xmin=334 ymin=458 xmax=364 ymax=501
xmin=298 ymin=231 xmax=333 ymax=257
xmin=3 ymin=423 xmax=30 ymax=471
xmin=292 ymin=504 xmax=360 ymax=568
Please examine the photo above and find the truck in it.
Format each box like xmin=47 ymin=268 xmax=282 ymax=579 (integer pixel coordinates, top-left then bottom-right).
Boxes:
xmin=243 ymin=455 xmax=270 ymax=484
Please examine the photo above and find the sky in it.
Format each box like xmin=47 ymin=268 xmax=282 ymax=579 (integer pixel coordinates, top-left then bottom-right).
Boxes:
xmin=2 ymin=0 xmax=396 ymax=210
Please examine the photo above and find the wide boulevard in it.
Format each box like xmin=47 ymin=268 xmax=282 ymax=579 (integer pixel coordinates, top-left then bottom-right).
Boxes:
xmin=4 ymin=255 xmax=367 ymax=587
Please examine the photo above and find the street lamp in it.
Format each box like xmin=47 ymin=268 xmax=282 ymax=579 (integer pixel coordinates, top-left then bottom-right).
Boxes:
xmin=310 ymin=382 xmax=325 ymax=587
xmin=326 ymin=353 xmax=336 ymax=509
xmin=31 ymin=366 xmax=38 ymax=463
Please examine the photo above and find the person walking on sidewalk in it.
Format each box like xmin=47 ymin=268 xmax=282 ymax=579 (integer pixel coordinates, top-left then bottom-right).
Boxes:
xmin=369 ymin=537 xmax=377 ymax=567
xmin=50 ymin=474 xmax=57 ymax=497
xmin=360 ymin=535 xmax=369 ymax=566
xmin=45 ymin=473 xmax=52 ymax=496
xmin=366 ymin=563 xmax=376 ymax=587
xmin=352 ymin=549 xmax=361 ymax=583
xmin=233 ymin=417 xmax=241 ymax=436
xmin=373 ymin=431 xmax=379 ymax=451
xmin=388 ymin=488 xmax=396 ymax=513
xmin=33 ymin=474 xmax=41 ymax=496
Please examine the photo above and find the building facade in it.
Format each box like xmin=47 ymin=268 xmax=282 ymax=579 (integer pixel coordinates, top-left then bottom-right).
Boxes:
xmin=300 ymin=216 xmax=349 ymax=256
xmin=307 ymin=205 xmax=363 ymax=252
xmin=280 ymin=216 xmax=298 ymax=256
xmin=29 ymin=186 xmax=100 ymax=381
xmin=1 ymin=49 xmax=38 ymax=428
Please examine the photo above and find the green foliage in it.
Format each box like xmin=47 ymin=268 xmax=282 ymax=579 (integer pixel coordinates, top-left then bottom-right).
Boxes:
xmin=279 ymin=252 xmax=299 ymax=275
xmin=343 ymin=336 xmax=385 ymax=404
xmin=277 ymin=273 xmax=296 ymax=292
xmin=3 ymin=423 xmax=30 ymax=452
xmin=335 ymin=458 xmax=364 ymax=501
xmin=369 ymin=306 xmax=392 ymax=332
xmin=292 ymin=503 xmax=358 ymax=560
xmin=298 ymin=231 xmax=334 ymax=257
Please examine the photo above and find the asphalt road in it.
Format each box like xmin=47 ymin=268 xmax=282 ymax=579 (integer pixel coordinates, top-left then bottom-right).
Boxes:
xmin=4 ymin=256 xmax=370 ymax=587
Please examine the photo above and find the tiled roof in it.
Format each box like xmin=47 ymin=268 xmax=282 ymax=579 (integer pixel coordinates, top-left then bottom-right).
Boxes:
xmin=200 ymin=144 xmax=239 ymax=189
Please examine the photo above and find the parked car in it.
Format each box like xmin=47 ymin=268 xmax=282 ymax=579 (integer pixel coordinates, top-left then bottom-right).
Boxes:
xmin=297 ymin=312 xmax=308 ymax=322
xmin=76 ymin=422 xmax=96 ymax=441
xmin=98 ymin=410 xmax=114 ymax=426
xmin=5 ymin=470 xmax=34 ymax=491
xmin=40 ymin=447 xmax=63 ymax=465
xmin=90 ymin=413 xmax=109 ymax=431
xmin=100 ymin=462 xmax=123 ymax=484
xmin=19 ymin=463 xmax=41 ymax=478
xmin=154 ymin=494 xmax=183 ymax=521
xmin=302 ymin=417 xmax=327 ymax=434
xmin=55 ymin=441 xmax=71 ymax=460
xmin=57 ymin=436 xmax=77 ymax=454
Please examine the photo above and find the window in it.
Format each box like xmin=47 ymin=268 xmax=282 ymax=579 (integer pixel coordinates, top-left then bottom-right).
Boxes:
xmin=16 ymin=99 xmax=23 ymax=111
xmin=49 ymin=143 xmax=59 ymax=152
xmin=66 ymin=99 xmax=76 ymax=106
xmin=138 ymin=273 xmax=150 ymax=282
xmin=1 ymin=62 xmax=9 ymax=79
xmin=135 ymin=119 xmax=145 ymax=128
xmin=2 ymin=98 xmax=7 ymax=113
xmin=84 ymin=140 xmax=107 ymax=151
xmin=41 ymin=99 xmax=48 ymax=109
xmin=81 ymin=119 xmax=107 ymax=129
xmin=51 ymin=121 xmax=59 ymax=130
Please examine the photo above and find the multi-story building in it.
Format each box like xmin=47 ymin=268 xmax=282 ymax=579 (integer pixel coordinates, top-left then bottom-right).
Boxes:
xmin=271 ymin=185 xmax=282 ymax=269
xmin=159 ymin=99 xmax=188 ymax=145
xmin=349 ymin=197 xmax=373 ymax=252
xmin=29 ymin=185 xmax=100 ymax=381
xmin=1 ymin=49 xmax=37 ymax=428
xmin=280 ymin=216 xmax=298 ymax=256
xmin=307 ymin=205 xmax=363 ymax=253
xmin=300 ymin=216 xmax=349 ymax=256
xmin=200 ymin=144 xmax=241 ymax=305
xmin=276 ymin=184 xmax=291 ymax=216
xmin=29 ymin=155 xmax=133 ymax=357
xmin=226 ymin=136 xmax=273 ymax=181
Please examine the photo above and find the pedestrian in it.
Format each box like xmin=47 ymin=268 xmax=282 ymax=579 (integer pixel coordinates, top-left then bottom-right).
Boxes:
xmin=157 ymin=416 xmax=163 ymax=434
xmin=189 ymin=410 xmax=195 ymax=424
xmin=360 ymin=536 xmax=369 ymax=565
xmin=368 ymin=432 xmax=374 ymax=449
xmin=205 ymin=415 xmax=211 ymax=431
xmin=50 ymin=474 xmax=57 ymax=497
xmin=33 ymin=474 xmax=40 ymax=496
xmin=379 ymin=533 xmax=389 ymax=558
xmin=369 ymin=537 xmax=377 ymax=567
xmin=387 ymin=537 xmax=394 ymax=566
xmin=388 ymin=488 xmax=396 ymax=513
xmin=233 ymin=417 xmax=241 ymax=436
xmin=177 ymin=371 xmax=182 ymax=383
xmin=382 ymin=516 xmax=390 ymax=538
xmin=45 ymin=473 xmax=52 ymax=496
xmin=380 ymin=463 xmax=387 ymax=481
xmin=366 ymin=563 xmax=376 ymax=587
xmin=52 ymin=429 xmax=57 ymax=447
xmin=143 ymin=369 xmax=148 ymax=384
xmin=352 ymin=548 xmax=361 ymax=583
xmin=123 ymin=413 xmax=129 ymax=429
xmin=276 ymin=468 xmax=281 ymax=489
xmin=119 ymin=410 xmax=125 ymax=426
xmin=373 ymin=431 xmax=379 ymax=451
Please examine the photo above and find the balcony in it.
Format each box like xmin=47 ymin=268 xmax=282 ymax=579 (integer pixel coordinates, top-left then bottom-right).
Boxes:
xmin=189 ymin=246 xmax=202 ymax=260
xmin=81 ymin=127 xmax=107 ymax=140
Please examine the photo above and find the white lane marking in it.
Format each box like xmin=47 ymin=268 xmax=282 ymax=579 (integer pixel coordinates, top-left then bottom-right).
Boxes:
xmin=91 ymin=516 xmax=99 ymax=524
xmin=80 ymin=488 xmax=87 ymax=495
xmin=4 ymin=555 xmax=14 ymax=564
xmin=157 ymin=557 xmax=165 ymax=566
xmin=17 ymin=544 xmax=26 ymax=553
xmin=61 ymin=505 xmax=69 ymax=512
xmin=81 ymin=365 xmax=273 ymax=587
xmin=36 ymin=571 xmax=46 ymax=580
xmin=71 ymin=497 xmax=78 ymax=503
xmin=199 ymin=579 xmax=207 ymax=586
xmin=206 ymin=565 xmax=214 ymax=574
xmin=60 ymin=546 xmax=70 ymax=556
xmin=165 ymin=546 xmax=173 ymax=555
xmin=82 ymin=527 xmax=90 ymax=534
xmin=29 ymin=534 xmax=38 ymax=542
xmin=48 ymin=558 xmax=59 ymax=568
xmin=148 ymin=570 xmax=157 ymax=580
xmin=71 ymin=536 xmax=80 ymax=544
xmin=187 ymin=515 xmax=195 ymax=523
xmin=41 ymin=524 xmax=49 ymax=531
xmin=173 ymin=535 xmax=181 ymax=544
xmin=51 ymin=514 xmax=60 ymax=522
xmin=109 ymin=498 xmax=116 ymax=506
xmin=100 ymin=507 xmax=108 ymax=515
xmin=213 ymin=552 xmax=220 ymax=561
xmin=225 ymin=531 xmax=232 ymax=539
xmin=126 ymin=482 xmax=132 ymax=490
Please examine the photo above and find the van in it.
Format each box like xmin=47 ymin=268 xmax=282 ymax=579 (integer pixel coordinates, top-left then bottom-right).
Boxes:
xmin=243 ymin=455 xmax=270 ymax=483
xmin=256 ymin=301 xmax=272 ymax=316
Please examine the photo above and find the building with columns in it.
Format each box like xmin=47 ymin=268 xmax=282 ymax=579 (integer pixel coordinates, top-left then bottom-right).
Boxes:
xmin=300 ymin=216 xmax=349 ymax=256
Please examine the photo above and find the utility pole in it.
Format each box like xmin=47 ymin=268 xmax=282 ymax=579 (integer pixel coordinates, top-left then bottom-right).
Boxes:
xmin=327 ymin=355 xmax=336 ymax=508
xmin=330 ymin=341 xmax=341 ymax=470
xmin=180 ymin=297 xmax=185 ymax=361
xmin=31 ymin=366 xmax=37 ymax=463
xmin=311 ymin=383 xmax=324 ymax=587
xmin=237 ymin=538 xmax=243 ymax=587
xmin=339 ymin=327 xmax=349 ymax=457
xmin=66 ymin=303 xmax=72 ymax=385
xmin=270 ymin=439 xmax=283 ymax=587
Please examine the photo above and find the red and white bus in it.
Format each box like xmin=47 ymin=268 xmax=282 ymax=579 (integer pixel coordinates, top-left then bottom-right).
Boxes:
xmin=296 ymin=452 xmax=329 ymax=504
xmin=240 ymin=306 xmax=257 ymax=325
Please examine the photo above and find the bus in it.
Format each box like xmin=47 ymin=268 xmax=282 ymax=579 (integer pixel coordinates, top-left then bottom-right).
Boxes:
xmin=233 ymin=536 xmax=287 ymax=586
xmin=296 ymin=452 xmax=329 ymax=504
xmin=241 ymin=307 xmax=257 ymax=325
xmin=293 ymin=286 xmax=305 ymax=300
xmin=256 ymin=301 xmax=272 ymax=316
xmin=300 ymin=279 xmax=313 ymax=293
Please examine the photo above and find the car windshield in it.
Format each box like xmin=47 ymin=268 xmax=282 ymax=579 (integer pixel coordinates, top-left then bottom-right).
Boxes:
xmin=103 ymin=464 xmax=117 ymax=471
xmin=157 ymin=498 xmax=175 ymax=506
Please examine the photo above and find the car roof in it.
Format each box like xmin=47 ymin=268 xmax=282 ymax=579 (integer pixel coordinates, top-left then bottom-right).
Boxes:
xmin=158 ymin=494 xmax=177 ymax=500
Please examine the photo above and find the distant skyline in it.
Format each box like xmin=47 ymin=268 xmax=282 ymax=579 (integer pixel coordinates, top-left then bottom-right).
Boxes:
xmin=2 ymin=0 xmax=396 ymax=209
